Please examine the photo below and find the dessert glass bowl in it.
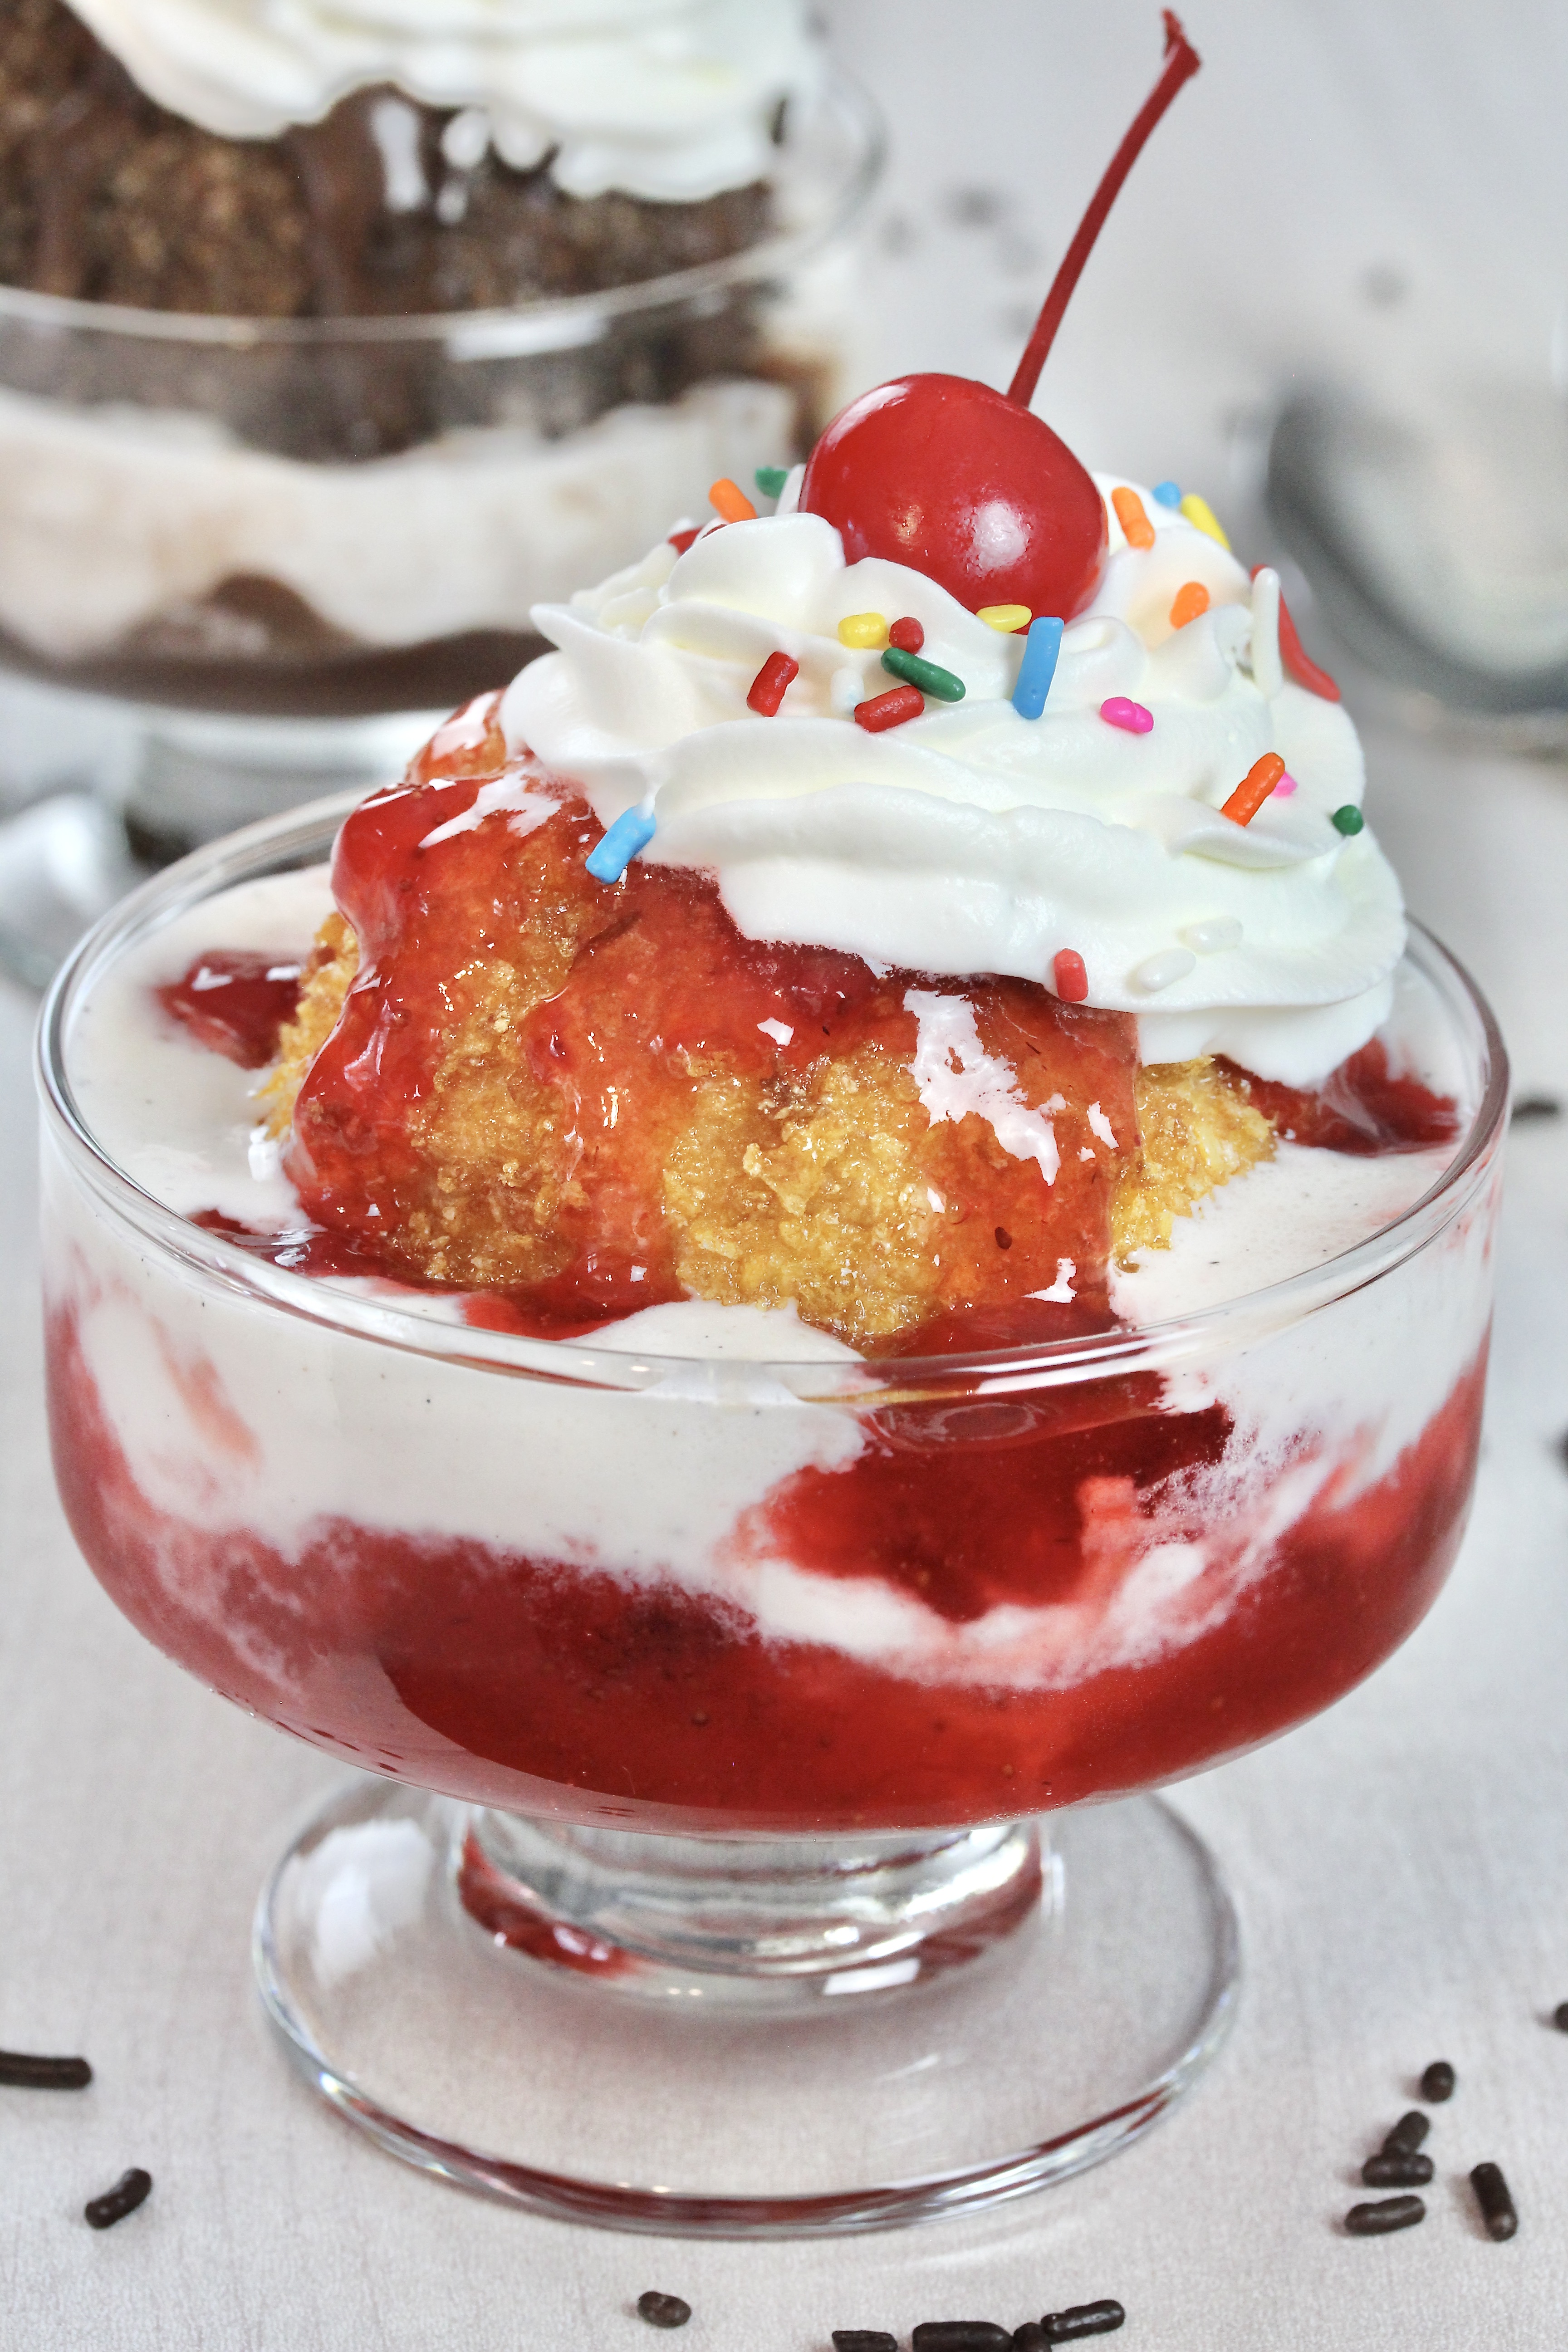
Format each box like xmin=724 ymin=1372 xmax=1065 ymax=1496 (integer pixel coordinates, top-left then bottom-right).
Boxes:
xmin=38 ymin=797 xmax=1507 ymax=2234
xmin=0 ymin=69 xmax=880 ymax=982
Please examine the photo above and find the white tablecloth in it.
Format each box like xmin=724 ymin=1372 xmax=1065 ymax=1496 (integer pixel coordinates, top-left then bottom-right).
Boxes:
xmin=7 ymin=3 xmax=1568 ymax=2342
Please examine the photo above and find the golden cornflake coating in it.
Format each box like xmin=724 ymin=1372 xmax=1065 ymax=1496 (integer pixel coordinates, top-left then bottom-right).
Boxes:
xmin=1112 ymin=1058 xmax=1276 ymax=1264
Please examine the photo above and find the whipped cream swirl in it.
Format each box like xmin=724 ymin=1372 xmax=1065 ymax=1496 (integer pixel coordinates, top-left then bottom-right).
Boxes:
xmin=502 ymin=479 xmax=1405 ymax=1085
xmin=68 ymin=0 xmax=815 ymax=201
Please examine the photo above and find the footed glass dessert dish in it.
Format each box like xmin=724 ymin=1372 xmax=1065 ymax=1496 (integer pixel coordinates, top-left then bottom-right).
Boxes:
xmin=37 ymin=797 xmax=1506 ymax=2234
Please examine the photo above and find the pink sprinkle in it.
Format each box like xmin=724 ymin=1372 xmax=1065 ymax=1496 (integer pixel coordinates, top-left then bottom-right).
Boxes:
xmin=1274 ymin=770 xmax=1298 ymax=797
xmin=1100 ymin=697 xmax=1154 ymax=734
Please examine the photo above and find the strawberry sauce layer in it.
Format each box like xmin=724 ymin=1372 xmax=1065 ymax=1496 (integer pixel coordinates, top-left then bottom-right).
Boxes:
xmin=46 ymin=1295 xmax=1485 ymax=1833
xmin=158 ymin=950 xmax=303 ymax=1070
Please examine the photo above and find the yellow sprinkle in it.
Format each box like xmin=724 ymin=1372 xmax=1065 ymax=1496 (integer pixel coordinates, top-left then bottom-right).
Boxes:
xmin=838 ymin=612 xmax=888 ymax=649
xmin=976 ymin=603 xmax=1031 ymax=632
xmin=1180 ymin=492 xmax=1230 ymax=549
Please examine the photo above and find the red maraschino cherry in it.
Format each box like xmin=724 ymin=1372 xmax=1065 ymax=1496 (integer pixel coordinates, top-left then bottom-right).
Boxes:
xmin=800 ymin=13 xmax=1201 ymax=622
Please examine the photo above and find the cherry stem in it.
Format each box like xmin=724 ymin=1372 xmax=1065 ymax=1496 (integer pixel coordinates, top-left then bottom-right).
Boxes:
xmin=1006 ymin=10 xmax=1201 ymax=409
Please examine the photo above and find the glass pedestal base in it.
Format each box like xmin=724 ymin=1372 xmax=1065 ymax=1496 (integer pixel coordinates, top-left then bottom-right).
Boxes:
xmin=255 ymin=1779 xmax=1238 ymax=2237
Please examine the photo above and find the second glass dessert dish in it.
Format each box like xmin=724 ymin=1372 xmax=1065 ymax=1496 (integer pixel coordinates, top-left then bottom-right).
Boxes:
xmin=0 ymin=0 xmax=878 ymax=974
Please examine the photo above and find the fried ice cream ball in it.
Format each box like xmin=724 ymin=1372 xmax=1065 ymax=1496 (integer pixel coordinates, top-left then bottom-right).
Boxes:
xmin=267 ymin=703 xmax=1276 ymax=1344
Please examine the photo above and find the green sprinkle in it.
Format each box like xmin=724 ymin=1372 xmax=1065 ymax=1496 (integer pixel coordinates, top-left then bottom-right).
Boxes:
xmin=1331 ymin=804 xmax=1365 ymax=836
xmin=755 ymin=465 xmax=789 ymax=499
xmin=881 ymin=645 xmax=965 ymax=702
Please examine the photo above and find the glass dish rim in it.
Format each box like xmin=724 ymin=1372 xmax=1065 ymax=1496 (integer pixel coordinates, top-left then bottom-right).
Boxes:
xmin=36 ymin=788 xmax=1509 ymax=1400
xmin=0 ymin=71 xmax=882 ymax=356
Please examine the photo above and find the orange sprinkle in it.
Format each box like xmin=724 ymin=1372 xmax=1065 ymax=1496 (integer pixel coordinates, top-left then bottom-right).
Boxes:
xmin=1221 ymin=753 xmax=1287 ymax=826
xmin=1168 ymin=579 xmax=1210 ymax=630
xmin=1111 ymin=485 xmax=1155 ymax=550
xmin=709 ymin=477 xmax=757 ymax=523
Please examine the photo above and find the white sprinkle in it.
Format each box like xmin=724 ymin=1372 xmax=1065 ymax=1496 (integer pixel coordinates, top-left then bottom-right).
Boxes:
xmin=1132 ymin=948 xmax=1197 ymax=994
xmin=420 ymin=771 xmax=556 ymax=849
xmin=926 ymin=1186 xmax=946 ymax=1213
xmin=369 ymin=96 xmax=428 ymax=214
xmin=758 ymin=1018 xmax=793 ymax=1046
xmin=1249 ymin=566 xmax=1284 ymax=699
xmin=1029 ymin=1257 xmax=1077 ymax=1303
xmin=905 ymin=989 xmax=1062 ymax=1186
xmin=1087 ymin=1099 xmax=1118 ymax=1149
xmin=1079 ymin=1145 xmax=1095 ymax=1161
xmin=630 ymin=1266 xmax=646 ymax=1283
xmin=1183 ymin=916 xmax=1243 ymax=954
xmin=830 ymin=666 xmax=866 ymax=714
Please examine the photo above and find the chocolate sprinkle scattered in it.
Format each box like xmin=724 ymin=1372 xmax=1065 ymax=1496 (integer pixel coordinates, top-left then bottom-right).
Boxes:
xmin=1419 ymin=2059 xmax=1455 ymax=2102
xmin=1345 ymin=2193 xmax=1425 ymax=2236
xmin=1470 ymin=2161 xmax=1518 ymax=2242
xmin=1040 ymin=2307 xmax=1126 ymax=2343
xmin=1381 ymin=2110 xmax=1430 ymax=2157
xmin=913 ymin=2329 xmax=1014 ymax=2352
xmin=84 ymin=2169 xmax=152 ymax=2230
xmin=1362 ymin=2151 xmax=1434 ymax=2188
xmin=832 ymin=2335 xmax=897 ymax=2352
xmin=1510 ymin=1096 xmax=1562 ymax=1123
xmin=1553 ymin=2001 xmax=1568 ymax=2032
xmin=0 ymin=2048 xmax=92 ymax=2090
xmin=636 ymin=2292 xmax=691 ymax=2330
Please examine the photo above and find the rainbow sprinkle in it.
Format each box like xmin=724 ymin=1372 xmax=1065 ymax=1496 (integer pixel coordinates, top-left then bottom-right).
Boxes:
xmin=1012 ymin=615 xmax=1063 ymax=719
xmin=709 ymin=477 xmax=757 ymax=523
xmin=1221 ymin=753 xmax=1285 ymax=826
xmin=1332 ymin=804 xmax=1365 ymax=836
xmin=747 ymin=650 xmax=799 ymax=716
xmin=838 ymin=612 xmax=888 ymax=649
xmin=1053 ymin=949 xmax=1089 ymax=1003
xmin=854 ymin=685 xmax=924 ymax=733
xmin=754 ymin=465 xmax=789 ymax=498
xmin=978 ymin=603 xmax=1032 ymax=632
xmin=1100 ymin=696 xmax=1153 ymax=734
xmin=1168 ymin=579 xmax=1210 ymax=630
xmin=888 ymin=615 xmax=925 ymax=653
xmin=882 ymin=646 xmax=964 ymax=702
xmin=1180 ymin=491 xmax=1230 ymax=549
xmin=1111 ymin=486 xmax=1156 ymax=550
xmin=586 ymin=806 xmax=656 ymax=882
xmin=1152 ymin=480 xmax=1183 ymax=508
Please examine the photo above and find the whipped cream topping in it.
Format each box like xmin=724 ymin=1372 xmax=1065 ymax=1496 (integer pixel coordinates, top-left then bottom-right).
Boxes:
xmin=503 ymin=480 xmax=1405 ymax=1084
xmin=68 ymin=0 xmax=815 ymax=201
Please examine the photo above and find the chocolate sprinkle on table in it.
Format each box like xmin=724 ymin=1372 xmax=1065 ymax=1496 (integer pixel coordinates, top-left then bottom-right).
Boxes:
xmin=84 ymin=2169 xmax=152 ymax=2230
xmin=1381 ymin=2110 xmax=1430 ymax=2156
xmin=1553 ymin=2001 xmax=1568 ymax=2032
xmin=1419 ymin=2059 xmax=1456 ymax=2102
xmin=1040 ymin=2306 xmax=1126 ymax=2342
xmin=912 ymin=2328 xmax=1012 ymax=2351
xmin=1345 ymin=2193 xmax=1425 ymax=2236
xmin=1362 ymin=2151 xmax=1434 ymax=2187
xmin=1510 ymin=1096 xmax=1562 ymax=1123
xmin=1470 ymin=2161 xmax=1519 ymax=2241
xmin=636 ymin=2292 xmax=691 ymax=2330
xmin=832 ymin=2335 xmax=897 ymax=2352
xmin=0 ymin=2048 xmax=92 ymax=2089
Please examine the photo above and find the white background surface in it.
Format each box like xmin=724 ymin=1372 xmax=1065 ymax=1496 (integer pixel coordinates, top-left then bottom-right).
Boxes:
xmin=6 ymin=3 xmax=1568 ymax=2344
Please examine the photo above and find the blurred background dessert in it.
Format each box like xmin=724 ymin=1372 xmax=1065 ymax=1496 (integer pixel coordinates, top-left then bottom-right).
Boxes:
xmin=0 ymin=0 xmax=878 ymax=976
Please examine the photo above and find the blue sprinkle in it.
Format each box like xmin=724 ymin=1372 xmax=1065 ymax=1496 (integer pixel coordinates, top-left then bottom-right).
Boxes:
xmin=1152 ymin=479 xmax=1183 ymax=509
xmin=1012 ymin=615 xmax=1064 ymax=720
xmin=585 ymin=805 xmax=656 ymax=882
